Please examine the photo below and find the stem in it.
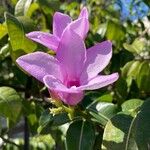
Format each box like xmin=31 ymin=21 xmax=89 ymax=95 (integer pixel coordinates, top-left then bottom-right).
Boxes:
xmin=0 ymin=135 xmax=20 ymax=148
xmin=24 ymin=77 xmax=32 ymax=150
xmin=24 ymin=117 xmax=29 ymax=150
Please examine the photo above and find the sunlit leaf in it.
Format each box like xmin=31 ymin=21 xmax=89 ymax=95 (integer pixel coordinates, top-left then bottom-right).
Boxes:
xmin=0 ymin=23 xmax=7 ymax=39
xmin=121 ymin=99 xmax=144 ymax=117
xmin=0 ymin=43 xmax=10 ymax=60
xmin=5 ymin=12 xmax=37 ymax=60
xmin=123 ymin=38 xmax=145 ymax=54
xmin=106 ymin=21 xmax=125 ymax=42
xmin=126 ymin=61 xmax=141 ymax=78
xmin=15 ymin=0 xmax=32 ymax=16
xmin=125 ymin=99 xmax=150 ymax=150
xmin=0 ymin=87 xmax=22 ymax=122
xmin=102 ymin=113 xmax=134 ymax=150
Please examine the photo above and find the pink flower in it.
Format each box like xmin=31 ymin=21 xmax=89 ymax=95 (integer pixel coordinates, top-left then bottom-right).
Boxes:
xmin=16 ymin=27 xmax=119 ymax=105
xmin=26 ymin=7 xmax=89 ymax=52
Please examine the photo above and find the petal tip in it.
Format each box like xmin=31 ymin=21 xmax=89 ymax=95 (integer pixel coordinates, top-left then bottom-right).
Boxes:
xmin=113 ymin=72 xmax=119 ymax=82
xmin=79 ymin=6 xmax=88 ymax=18
xmin=105 ymin=40 xmax=112 ymax=46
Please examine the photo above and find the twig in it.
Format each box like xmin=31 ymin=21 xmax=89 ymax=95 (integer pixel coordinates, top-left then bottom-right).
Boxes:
xmin=0 ymin=135 xmax=20 ymax=148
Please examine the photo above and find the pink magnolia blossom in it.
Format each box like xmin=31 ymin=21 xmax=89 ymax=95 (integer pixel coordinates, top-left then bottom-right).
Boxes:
xmin=16 ymin=27 xmax=119 ymax=105
xmin=26 ymin=7 xmax=89 ymax=52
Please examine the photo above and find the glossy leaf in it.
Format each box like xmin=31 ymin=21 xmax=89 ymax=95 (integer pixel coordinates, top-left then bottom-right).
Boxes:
xmin=89 ymin=102 xmax=118 ymax=126
xmin=66 ymin=120 xmax=95 ymax=150
xmin=125 ymin=99 xmax=150 ymax=150
xmin=102 ymin=113 xmax=133 ymax=150
xmin=121 ymin=99 xmax=144 ymax=117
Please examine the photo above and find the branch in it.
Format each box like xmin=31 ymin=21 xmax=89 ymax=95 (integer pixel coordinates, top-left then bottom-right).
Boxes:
xmin=0 ymin=135 xmax=20 ymax=148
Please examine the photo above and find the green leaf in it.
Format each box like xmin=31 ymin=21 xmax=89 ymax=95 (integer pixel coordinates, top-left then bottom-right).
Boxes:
xmin=121 ymin=99 xmax=144 ymax=117
xmin=106 ymin=21 xmax=125 ymax=42
xmin=126 ymin=61 xmax=141 ymax=78
xmin=17 ymin=16 xmax=37 ymax=32
xmin=98 ymin=94 xmax=113 ymax=103
xmin=143 ymin=0 xmax=150 ymax=6
xmin=0 ymin=43 xmax=10 ymax=60
xmin=125 ymin=99 xmax=150 ymax=150
xmin=102 ymin=113 xmax=134 ymax=150
xmin=5 ymin=12 xmax=37 ymax=60
xmin=123 ymin=38 xmax=145 ymax=54
xmin=115 ymin=77 xmax=128 ymax=103
xmin=38 ymin=0 xmax=60 ymax=14
xmin=121 ymin=60 xmax=142 ymax=87
xmin=38 ymin=110 xmax=70 ymax=134
xmin=15 ymin=0 xmax=32 ymax=16
xmin=82 ymin=91 xmax=113 ymax=109
xmin=0 ymin=23 xmax=7 ymax=39
xmin=0 ymin=87 xmax=22 ymax=122
xmin=89 ymin=111 xmax=108 ymax=126
xmin=136 ymin=61 xmax=150 ymax=92
xmin=26 ymin=2 xmax=39 ymax=17
xmin=66 ymin=120 xmax=95 ymax=150
xmin=38 ymin=109 xmax=53 ymax=134
xmin=121 ymin=61 xmax=134 ymax=77
xmin=102 ymin=99 xmax=150 ymax=150
xmin=89 ymin=102 xmax=118 ymax=126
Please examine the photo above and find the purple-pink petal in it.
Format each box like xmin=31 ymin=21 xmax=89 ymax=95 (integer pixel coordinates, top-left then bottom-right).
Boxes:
xmin=56 ymin=28 xmax=86 ymax=81
xmin=16 ymin=52 xmax=62 ymax=83
xmin=80 ymin=41 xmax=112 ymax=83
xmin=53 ymin=12 xmax=72 ymax=37
xmin=26 ymin=32 xmax=59 ymax=51
xmin=79 ymin=7 xmax=88 ymax=19
xmin=43 ymin=75 xmax=79 ymax=93
xmin=60 ymin=92 xmax=84 ymax=105
xmin=78 ymin=73 xmax=119 ymax=90
xmin=69 ymin=17 xmax=89 ymax=39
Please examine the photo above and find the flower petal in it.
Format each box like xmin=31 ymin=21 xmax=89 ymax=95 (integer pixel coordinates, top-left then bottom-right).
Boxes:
xmin=80 ymin=41 xmax=112 ymax=83
xmin=26 ymin=32 xmax=59 ymax=51
xmin=16 ymin=52 xmax=61 ymax=82
xmin=79 ymin=7 xmax=88 ymax=19
xmin=43 ymin=75 xmax=79 ymax=93
xmin=69 ymin=17 xmax=89 ymax=39
xmin=44 ymin=75 xmax=84 ymax=105
xmin=56 ymin=28 xmax=86 ymax=81
xmin=50 ymin=90 xmax=84 ymax=106
xmin=53 ymin=12 xmax=72 ymax=37
xmin=61 ymin=92 xmax=84 ymax=105
xmin=78 ymin=73 xmax=119 ymax=90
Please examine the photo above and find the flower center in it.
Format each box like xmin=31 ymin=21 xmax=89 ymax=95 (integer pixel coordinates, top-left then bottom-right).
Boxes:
xmin=67 ymin=80 xmax=80 ymax=88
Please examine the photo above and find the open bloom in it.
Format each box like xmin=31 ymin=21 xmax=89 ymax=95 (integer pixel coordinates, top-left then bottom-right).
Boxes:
xmin=16 ymin=27 xmax=119 ymax=105
xmin=26 ymin=7 xmax=89 ymax=52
